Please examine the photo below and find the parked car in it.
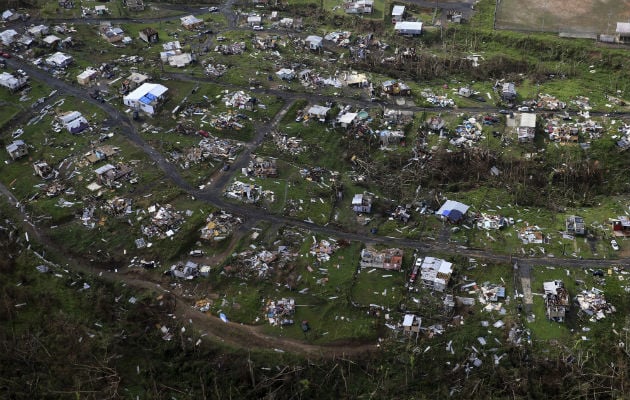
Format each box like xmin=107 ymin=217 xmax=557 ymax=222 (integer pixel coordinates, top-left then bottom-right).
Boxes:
xmin=189 ymin=250 xmax=204 ymax=257
xmin=198 ymin=130 xmax=209 ymax=138
xmin=517 ymin=106 xmax=530 ymax=112
xmin=611 ymin=239 xmax=620 ymax=251
xmin=499 ymin=109 xmax=509 ymax=114
xmin=208 ymin=6 xmax=219 ymax=12
xmin=0 ymin=52 xmax=11 ymax=59
xmin=253 ymin=25 xmax=264 ymax=31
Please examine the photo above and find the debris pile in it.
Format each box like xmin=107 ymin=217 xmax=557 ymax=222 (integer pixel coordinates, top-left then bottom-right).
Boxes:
xmin=141 ymin=204 xmax=185 ymax=238
xmin=537 ymin=93 xmax=566 ymax=110
xmin=575 ymin=287 xmax=615 ymax=321
xmin=224 ymin=181 xmax=262 ymax=203
xmin=324 ymin=31 xmax=351 ymax=47
xmin=103 ymin=197 xmax=133 ymax=216
xmin=476 ymin=214 xmax=508 ymax=230
xmin=200 ymin=210 xmax=242 ymax=241
xmin=571 ymin=96 xmax=591 ymax=110
xmin=518 ymin=226 xmax=545 ymax=245
xmin=247 ymin=156 xmax=278 ymax=178
xmin=270 ymin=131 xmax=304 ymax=154
xmin=209 ymin=112 xmax=247 ymax=130
xmin=204 ymin=63 xmax=228 ymax=77
xmin=421 ymin=89 xmax=454 ymax=107
xmin=450 ymin=118 xmax=483 ymax=147
xmin=194 ymin=298 xmax=213 ymax=313
xmin=223 ymin=246 xmax=296 ymax=279
xmin=166 ymin=260 xmax=199 ymax=279
xmin=222 ymin=90 xmax=255 ymax=109
xmin=265 ymin=298 xmax=296 ymax=326
xmin=309 ymin=237 xmax=338 ymax=262
xmin=215 ymin=42 xmax=246 ymax=55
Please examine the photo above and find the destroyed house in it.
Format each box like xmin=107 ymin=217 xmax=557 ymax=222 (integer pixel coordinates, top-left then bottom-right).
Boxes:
xmin=414 ymin=256 xmax=453 ymax=292
xmin=33 ymin=161 xmax=56 ymax=180
xmin=6 ymin=140 xmax=27 ymax=160
xmin=382 ymin=80 xmax=411 ymax=96
xmin=28 ymin=25 xmax=49 ymax=37
xmin=99 ymin=24 xmax=124 ymax=43
xmin=359 ymin=247 xmax=403 ymax=271
xmin=402 ymin=314 xmax=421 ymax=334
xmin=344 ymin=0 xmax=374 ymax=14
xmin=249 ymin=157 xmax=278 ymax=178
xmin=543 ymin=280 xmax=569 ymax=322
xmin=352 ymin=193 xmax=372 ymax=213
xmin=94 ymin=163 xmax=132 ymax=187
xmin=611 ymin=216 xmax=630 ymax=237
xmin=139 ymin=27 xmax=158 ymax=43
xmin=124 ymin=0 xmax=144 ymax=11
xmin=0 ymin=29 xmax=18 ymax=46
xmin=84 ymin=145 xmax=119 ymax=164
xmin=566 ymin=215 xmax=585 ymax=235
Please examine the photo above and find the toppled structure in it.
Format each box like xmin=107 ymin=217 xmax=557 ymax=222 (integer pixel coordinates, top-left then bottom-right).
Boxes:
xmin=359 ymin=247 xmax=403 ymax=271
xmin=247 ymin=156 xmax=278 ymax=178
xmin=103 ymin=197 xmax=133 ymax=216
xmin=167 ymin=260 xmax=199 ymax=279
xmin=141 ymin=203 xmax=184 ymax=238
xmin=222 ymin=90 xmax=255 ymax=109
xmin=225 ymin=247 xmax=293 ymax=279
xmin=224 ymin=181 xmax=262 ymax=203
xmin=543 ymin=280 xmax=570 ymax=322
xmin=518 ymin=226 xmax=545 ymax=244
xmin=476 ymin=214 xmax=508 ymax=230
xmin=215 ymin=42 xmax=246 ymax=55
xmin=575 ymin=287 xmax=615 ymax=321
xmin=265 ymin=298 xmax=295 ymax=326
xmin=94 ymin=163 xmax=133 ymax=188
xmin=309 ymin=237 xmax=338 ymax=263
xmin=200 ymin=211 xmax=241 ymax=241
xmin=421 ymin=89 xmax=454 ymax=107
xmin=33 ymin=161 xmax=57 ymax=180
xmin=270 ymin=131 xmax=304 ymax=155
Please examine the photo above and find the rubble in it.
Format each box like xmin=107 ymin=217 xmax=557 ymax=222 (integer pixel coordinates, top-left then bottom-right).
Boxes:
xmin=200 ymin=210 xmax=242 ymax=241
xmin=204 ymin=63 xmax=227 ymax=77
xmin=246 ymin=156 xmax=277 ymax=178
xmin=215 ymin=42 xmax=246 ymax=55
xmin=224 ymin=181 xmax=262 ymax=203
xmin=166 ymin=260 xmax=199 ymax=279
xmin=269 ymin=131 xmax=304 ymax=154
xmin=421 ymin=89 xmax=454 ymax=107
xmin=309 ymin=237 xmax=338 ymax=263
xmin=141 ymin=203 xmax=185 ymax=239
xmin=575 ymin=287 xmax=615 ymax=321
xmin=264 ymin=298 xmax=295 ymax=326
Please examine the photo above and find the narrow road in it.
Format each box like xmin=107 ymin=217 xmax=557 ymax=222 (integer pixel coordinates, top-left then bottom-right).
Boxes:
xmin=5 ymin=56 xmax=630 ymax=272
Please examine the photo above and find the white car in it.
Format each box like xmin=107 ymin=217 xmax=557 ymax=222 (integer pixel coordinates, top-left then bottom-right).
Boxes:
xmin=611 ymin=239 xmax=620 ymax=251
xmin=253 ymin=25 xmax=264 ymax=31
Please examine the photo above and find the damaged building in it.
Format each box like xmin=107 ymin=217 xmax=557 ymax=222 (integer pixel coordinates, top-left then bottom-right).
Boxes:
xmin=544 ymin=280 xmax=570 ymax=322
xmin=359 ymin=247 xmax=403 ymax=271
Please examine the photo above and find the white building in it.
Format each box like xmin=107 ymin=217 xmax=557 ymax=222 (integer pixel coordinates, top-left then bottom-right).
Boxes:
xmin=391 ymin=5 xmax=405 ymax=23
xmin=28 ymin=25 xmax=49 ymax=37
xmin=247 ymin=15 xmax=262 ymax=26
xmin=123 ymin=82 xmax=168 ymax=115
xmin=416 ymin=256 xmax=453 ymax=292
xmin=45 ymin=52 xmax=73 ymax=68
xmin=0 ymin=72 xmax=28 ymax=91
xmin=76 ymin=68 xmax=98 ymax=85
xmin=305 ymin=35 xmax=323 ymax=50
xmin=394 ymin=21 xmax=423 ymax=36
xmin=0 ymin=29 xmax=18 ymax=46
xmin=180 ymin=15 xmax=203 ymax=30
